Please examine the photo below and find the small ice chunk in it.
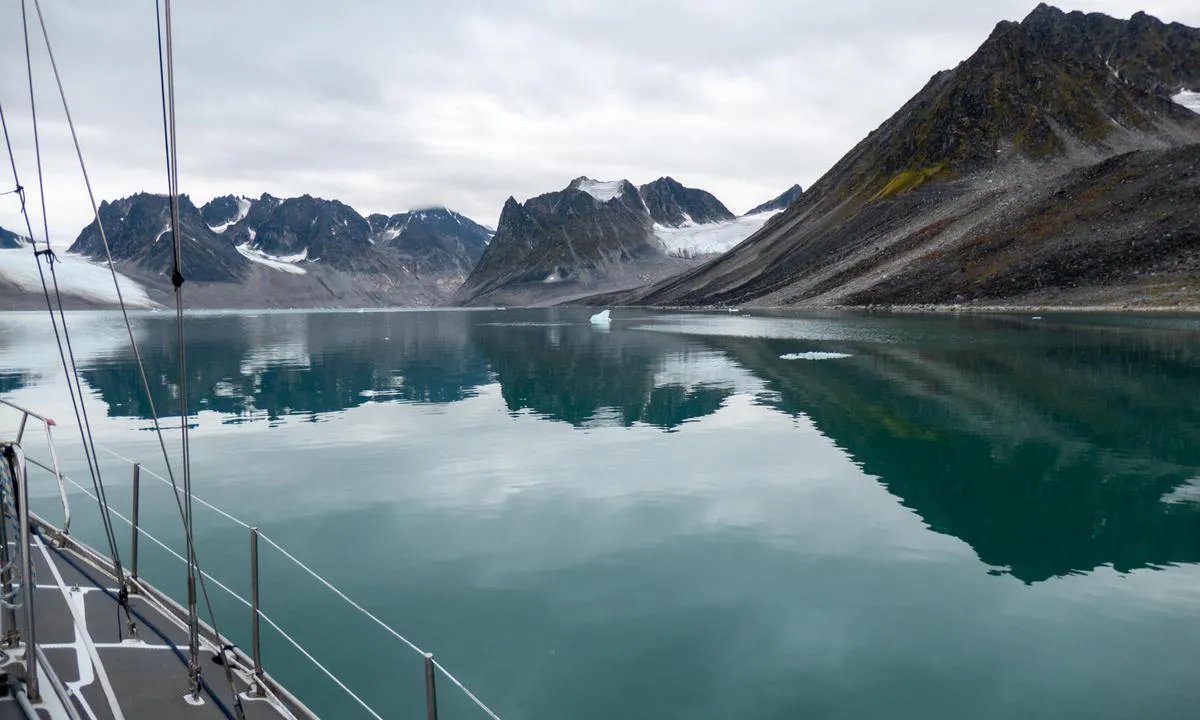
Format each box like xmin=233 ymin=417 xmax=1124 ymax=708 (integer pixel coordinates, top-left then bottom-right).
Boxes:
xmin=589 ymin=309 xmax=612 ymax=328
xmin=780 ymin=352 xmax=852 ymax=360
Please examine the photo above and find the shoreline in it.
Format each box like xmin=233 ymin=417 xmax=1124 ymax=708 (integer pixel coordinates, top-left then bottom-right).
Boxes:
xmin=4 ymin=284 xmax=1200 ymax=316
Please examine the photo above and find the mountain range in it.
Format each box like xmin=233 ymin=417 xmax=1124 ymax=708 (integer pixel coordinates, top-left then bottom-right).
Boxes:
xmin=58 ymin=193 xmax=493 ymax=308
xmin=3 ymin=4 xmax=1199 ymax=311
xmin=455 ymin=176 xmax=799 ymax=306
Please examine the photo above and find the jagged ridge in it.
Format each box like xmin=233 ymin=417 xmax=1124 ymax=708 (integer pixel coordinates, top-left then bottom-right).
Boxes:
xmin=456 ymin=176 xmax=799 ymax=305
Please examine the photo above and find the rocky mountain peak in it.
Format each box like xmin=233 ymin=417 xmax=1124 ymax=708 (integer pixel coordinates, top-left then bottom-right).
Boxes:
xmin=567 ymin=177 xmax=637 ymax=203
xmin=364 ymin=205 xmax=493 ymax=278
xmin=1021 ymin=2 xmax=1064 ymax=27
xmin=746 ymin=184 xmax=804 ymax=215
xmin=0 ymin=225 xmax=28 ymax=249
xmin=638 ymin=177 xmax=735 ymax=226
xmin=626 ymin=6 xmax=1200 ymax=311
xmin=69 ymin=192 xmax=246 ymax=282
xmin=790 ymin=4 xmax=1200 ymax=209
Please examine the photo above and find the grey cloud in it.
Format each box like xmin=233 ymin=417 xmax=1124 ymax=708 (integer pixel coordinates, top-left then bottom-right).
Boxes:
xmin=2 ymin=0 xmax=1199 ymax=241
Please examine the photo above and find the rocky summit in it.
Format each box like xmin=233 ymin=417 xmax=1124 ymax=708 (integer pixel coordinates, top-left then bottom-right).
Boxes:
xmin=56 ymin=192 xmax=493 ymax=308
xmin=366 ymin=207 xmax=492 ymax=280
xmin=456 ymin=176 xmax=799 ymax=306
xmin=70 ymin=193 xmax=246 ymax=283
xmin=629 ymin=5 xmax=1200 ymax=309
xmin=638 ymin=177 xmax=735 ymax=226
xmin=745 ymin=184 xmax=803 ymax=215
xmin=0 ymin=225 xmax=27 ymax=249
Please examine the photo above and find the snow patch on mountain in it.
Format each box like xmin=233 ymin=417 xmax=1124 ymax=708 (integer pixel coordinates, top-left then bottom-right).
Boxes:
xmin=0 ymin=248 xmax=155 ymax=307
xmin=575 ymin=179 xmax=626 ymax=202
xmin=1173 ymin=90 xmax=1200 ymax=115
xmin=209 ymin=197 xmax=252 ymax=233
xmin=235 ymin=244 xmax=308 ymax=274
xmin=654 ymin=210 xmax=781 ymax=257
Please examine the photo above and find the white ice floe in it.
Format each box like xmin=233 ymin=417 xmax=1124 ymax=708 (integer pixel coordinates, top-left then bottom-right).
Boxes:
xmin=654 ymin=210 xmax=781 ymax=257
xmin=780 ymin=352 xmax=853 ymax=360
xmin=574 ymin=179 xmax=626 ymax=202
xmin=589 ymin=309 xmax=612 ymax=328
xmin=208 ymin=196 xmax=252 ymax=233
xmin=235 ymin=243 xmax=308 ymax=274
xmin=1172 ymin=90 xmax=1200 ymax=115
xmin=0 ymin=248 xmax=155 ymax=307
xmin=1162 ymin=477 xmax=1200 ymax=505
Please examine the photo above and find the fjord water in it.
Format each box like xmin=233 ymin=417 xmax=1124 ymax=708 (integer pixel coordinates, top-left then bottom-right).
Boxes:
xmin=2 ymin=308 xmax=1199 ymax=719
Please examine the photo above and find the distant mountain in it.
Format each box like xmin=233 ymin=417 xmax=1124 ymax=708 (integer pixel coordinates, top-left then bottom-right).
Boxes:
xmin=249 ymin=195 xmax=383 ymax=272
xmin=69 ymin=193 xmax=246 ymax=282
xmin=638 ymin=177 xmax=734 ymax=226
xmin=455 ymin=176 xmax=798 ymax=305
xmin=216 ymin=193 xmax=282 ymax=247
xmin=198 ymin=194 xmax=252 ymax=232
xmin=456 ymin=178 xmax=662 ymax=306
xmin=0 ymin=225 xmax=27 ymax=249
xmin=59 ymin=192 xmax=493 ymax=308
xmin=746 ymin=184 xmax=803 ymax=215
xmin=367 ymin=207 xmax=493 ymax=278
xmin=630 ymin=5 xmax=1200 ymax=308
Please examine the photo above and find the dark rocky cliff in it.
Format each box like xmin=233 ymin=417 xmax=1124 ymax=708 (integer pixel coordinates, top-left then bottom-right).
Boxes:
xmin=0 ymin=226 xmax=26 ymax=249
xmin=456 ymin=178 xmax=668 ymax=305
xmin=638 ymin=177 xmax=735 ymax=225
xmin=69 ymin=193 xmax=247 ymax=283
xmin=629 ymin=5 xmax=1200 ymax=309
xmin=746 ymin=184 xmax=803 ymax=215
xmin=62 ymin=191 xmax=493 ymax=307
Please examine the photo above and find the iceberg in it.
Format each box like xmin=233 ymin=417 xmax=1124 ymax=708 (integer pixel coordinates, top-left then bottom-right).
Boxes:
xmin=589 ymin=309 xmax=612 ymax=328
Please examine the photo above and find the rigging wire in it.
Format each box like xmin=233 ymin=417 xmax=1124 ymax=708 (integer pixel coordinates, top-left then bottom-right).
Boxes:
xmin=11 ymin=0 xmax=134 ymax=638
xmin=155 ymin=0 xmax=205 ymax=702
xmin=24 ymin=0 xmax=230 ymax=668
xmin=149 ymin=0 xmax=245 ymax=715
xmin=22 ymin=1 xmax=247 ymax=715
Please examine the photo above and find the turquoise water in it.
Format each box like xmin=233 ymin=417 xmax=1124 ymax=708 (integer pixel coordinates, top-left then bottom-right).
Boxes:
xmin=1 ymin=308 xmax=1199 ymax=719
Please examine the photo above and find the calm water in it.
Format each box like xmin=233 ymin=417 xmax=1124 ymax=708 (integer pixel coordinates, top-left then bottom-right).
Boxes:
xmin=1 ymin=308 xmax=1199 ymax=719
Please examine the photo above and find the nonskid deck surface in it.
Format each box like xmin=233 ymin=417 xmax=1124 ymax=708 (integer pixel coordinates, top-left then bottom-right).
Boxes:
xmin=0 ymin=533 xmax=303 ymax=719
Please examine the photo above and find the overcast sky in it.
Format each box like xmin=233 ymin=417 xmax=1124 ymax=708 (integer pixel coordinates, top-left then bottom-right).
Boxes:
xmin=1 ymin=0 xmax=1198 ymax=242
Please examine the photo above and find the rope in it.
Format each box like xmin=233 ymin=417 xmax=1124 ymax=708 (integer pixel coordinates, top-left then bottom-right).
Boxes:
xmin=31 ymin=527 xmax=236 ymax=720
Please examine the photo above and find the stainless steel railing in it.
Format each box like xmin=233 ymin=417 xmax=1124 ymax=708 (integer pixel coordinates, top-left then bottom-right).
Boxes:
xmin=0 ymin=398 xmax=70 ymax=534
xmin=2 ymin=398 xmax=505 ymax=720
